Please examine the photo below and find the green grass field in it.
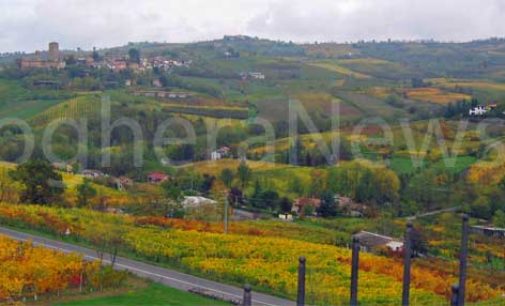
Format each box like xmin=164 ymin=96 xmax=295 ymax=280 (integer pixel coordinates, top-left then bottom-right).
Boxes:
xmin=54 ymin=283 xmax=230 ymax=306
xmin=0 ymin=79 xmax=72 ymax=119
xmin=388 ymin=155 xmax=477 ymax=175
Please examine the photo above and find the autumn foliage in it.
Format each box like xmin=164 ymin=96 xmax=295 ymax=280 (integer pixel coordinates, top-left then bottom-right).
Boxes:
xmin=0 ymin=235 xmax=93 ymax=302
xmin=0 ymin=203 xmax=501 ymax=305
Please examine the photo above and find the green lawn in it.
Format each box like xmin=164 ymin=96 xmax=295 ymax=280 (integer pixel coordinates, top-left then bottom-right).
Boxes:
xmin=389 ymin=156 xmax=423 ymax=174
xmin=55 ymin=283 xmax=230 ymax=306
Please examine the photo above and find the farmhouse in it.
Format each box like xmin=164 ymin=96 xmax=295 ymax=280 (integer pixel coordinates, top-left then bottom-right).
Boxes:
xmin=239 ymin=72 xmax=266 ymax=80
xmin=181 ymin=196 xmax=217 ymax=209
xmin=469 ymin=106 xmax=487 ymax=116
xmin=292 ymin=197 xmax=321 ymax=216
xmin=249 ymin=72 xmax=265 ymax=80
xmin=353 ymin=231 xmax=404 ymax=253
xmin=81 ymin=169 xmax=105 ymax=179
xmin=336 ymin=195 xmax=367 ymax=217
xmin=147 ymin=171 xmax=169 ymax=184
xmin=278 ymin=213 xmax=294 ymax=221
xmin=114 ymin=176 xmax=134 ymax=191
xmin=471 ymin=225 xmax=505 ymax=238
xmin=210 ymin=146 xmax=231 ymax=161
xmin=152 ymin=78 xmax=162 ymax=88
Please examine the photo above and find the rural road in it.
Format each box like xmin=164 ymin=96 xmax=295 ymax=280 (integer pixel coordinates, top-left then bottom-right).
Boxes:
xmin=0 ymin=226 xmax=295 ymax=306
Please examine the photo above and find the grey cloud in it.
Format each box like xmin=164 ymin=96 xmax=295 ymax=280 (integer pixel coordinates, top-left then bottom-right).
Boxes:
xmin=0 ymin=0 xmax=504 ymax=52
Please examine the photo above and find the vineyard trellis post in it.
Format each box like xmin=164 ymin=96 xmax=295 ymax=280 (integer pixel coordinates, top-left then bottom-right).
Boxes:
xmin=402 ymin=221 xmax=413 ymax=306
xmin=458 ymin=214 xmax=469 ymax=306
xmin=242 ymin=284 xmax=252 ymax=306
xmin=297 ymin=256 xmax=306 ymax=306
xmin=350 ymin=236 xmax=360 ymax=306
xmin=451 ymin=284 xmax=460 ymax=306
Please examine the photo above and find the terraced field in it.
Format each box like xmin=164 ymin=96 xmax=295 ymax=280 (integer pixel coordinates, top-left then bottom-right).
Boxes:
xmin=429 ymin=78 xmax=505 ymax=93
xmin=336 ymin=58 xmax=416 ymax=80
xmin=30 ymin=95 xmax=102 ymax=125
xmin=404 ymin=88 xmax=471 ymax=104
xmin=336 ymin=91 xmax=409 ymax=120
xmin=307 ymin=60 xmax=372 ymax=79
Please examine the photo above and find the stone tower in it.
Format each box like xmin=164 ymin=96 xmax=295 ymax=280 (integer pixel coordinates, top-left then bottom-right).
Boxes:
xmin=48 ymin=42 xmax=60 ymax=62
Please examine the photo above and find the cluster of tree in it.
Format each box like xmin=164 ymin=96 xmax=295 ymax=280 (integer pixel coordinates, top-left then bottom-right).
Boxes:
xmin=275 ymin=137 xmax=352 ymax=167
xmin=217 ymin=161 xmax=251 ymax=189
xmin=399 ymin=165 xmax=505 ymax=222
xmin=248 ymin=179 xmax=292 ymax=213
xmin=467 ymin=177 xmax=505 ymax=221
xmin=162 ymin=170 xmax=215 ymax=201
xmin=384 ymin=94 xmax=405 ymax=108
xmin=9 ymin=159 xmax=64 ymax=204
xmin=6 ymin=159 xmax=104 ymax=209
xmin=443 ymin=99 xmax=478 ymax=118
xmin=328 ymin=161 xmax=400 ymax=206
xmin=411 ymin=78 xmax=430 ymax=88
xmin=217 ymin=162 xmax=293 ymax=213
xmin=317 ymin=190 xmax=339 ymax=217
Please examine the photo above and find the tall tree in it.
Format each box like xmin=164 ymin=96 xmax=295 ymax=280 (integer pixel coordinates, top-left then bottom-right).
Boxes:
xmin=220 ymin=168 xmax=234 ymax=189
xmin=318 ymin=191 xmax=338 ymax=217
xmin=10 ymin=159 xmax=64 ymax=204
xmin=492 ymin=210 xmax=505 ymax=228
xmin=237 ymin=161 xmax=252 ymax=189
xmin=410 ymin=226 xmax=428 ymax=256
xmin=309 ymin=169 xmax=326 ymax=197
xmin=128 ymin=48 xmax=141 ymax=64
xmin=279 ymin=197 xmax=293 ymax=214
xmin=76 ymin=179 xmax=97 ymax=208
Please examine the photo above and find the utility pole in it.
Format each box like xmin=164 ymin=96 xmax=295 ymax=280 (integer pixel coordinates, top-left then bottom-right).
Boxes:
xmin=458 ymin=214 xmax=469 ymax=306
xmin=242 ymin=284 xmax=252 ymax=306
xmin=402 ymin=221 xmax=413 ymax=306
xmin=451 ymin=284 xmax=459 ymax=306
xmin=224 ymin=193 xmax=229 ymax=234
xmin=297 ymin=256 xmax=306 ymax=306
xmin=350 ymin=236 xmax=360 ymax=306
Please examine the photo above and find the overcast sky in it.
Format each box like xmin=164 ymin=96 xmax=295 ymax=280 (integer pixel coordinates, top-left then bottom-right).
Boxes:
xmin=1 ymin=0 xmax=505 ymax=52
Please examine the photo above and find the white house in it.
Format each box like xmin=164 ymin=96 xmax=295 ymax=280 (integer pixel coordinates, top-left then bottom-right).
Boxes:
xmin=81 ymin=169 xmax=105 ymax=179
xmin=210 ymin=151 xmax=222 ymax=161
xmin=210 ymin=146 xmax=231 ymax=161
xmin=239 ymin=72 xmax=266 ymax=80
xmin=181 ymin=196 xmax=217 ymax=209
xmin=249 ymin=72 xmax=265 ymax=80
xmin=385 ymin=241 xmax=404 ymax=252
xmin=278 ymin=214 xmax=294 ymax=221
xmin=469 ymin=106 xmax=487 ymax=116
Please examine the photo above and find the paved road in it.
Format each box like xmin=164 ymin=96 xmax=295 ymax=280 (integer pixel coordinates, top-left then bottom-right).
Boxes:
xmin=406 ymin=206 xmax=459 ymax=220
xmin=0 ymin=227 xmax=294 ymax=306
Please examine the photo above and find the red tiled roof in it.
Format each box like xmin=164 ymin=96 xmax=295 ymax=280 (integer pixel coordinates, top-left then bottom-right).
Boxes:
xmin=148 ymin=172 xmax=169 ymax=180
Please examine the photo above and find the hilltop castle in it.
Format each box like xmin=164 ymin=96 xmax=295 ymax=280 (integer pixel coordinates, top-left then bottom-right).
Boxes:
xmin=17 ymin=42 xmax=66 ymax=70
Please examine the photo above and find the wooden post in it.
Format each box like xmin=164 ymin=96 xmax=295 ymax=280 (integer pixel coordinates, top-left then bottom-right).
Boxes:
xmin=458 ymin=214 xmax=469 ymax=306
xmin=402 ymin=221 xmax=413 ymax=306
xmin=297 ymin=256 xmax=306 ymax=306
xmin=350 ymin=236 xmax=360 ymax=306
xmin=224 ymin=196 xmax=229 ymax=234
xmin=243 ymin=284 xmax=252 ymax=306
xmin=451 ymin=284 xmax=459 ymax=306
